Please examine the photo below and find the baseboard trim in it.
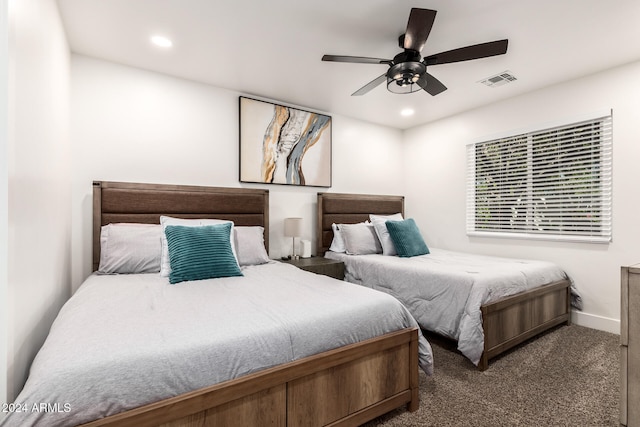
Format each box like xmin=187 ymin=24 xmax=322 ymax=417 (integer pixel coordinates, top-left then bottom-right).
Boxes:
xmin=571 ymin=310 xmax=620 ymax=335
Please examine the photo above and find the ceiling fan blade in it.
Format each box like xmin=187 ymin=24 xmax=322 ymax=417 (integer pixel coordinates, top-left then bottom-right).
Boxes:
xmin=322 ymin=54 xmax=392 ymax=65
xmin=403 ymin=8 xmax=437 ymax=53
xmin=424 ymin=39 xmax=508 ymax=66
xmin=352 ymin=73 xmax=387 ymax=96
xmin=416 ymin=72 xmax=447 ymax=96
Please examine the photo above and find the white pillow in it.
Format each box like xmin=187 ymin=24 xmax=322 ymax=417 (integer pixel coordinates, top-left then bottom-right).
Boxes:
xmin=99 ymin=223 xmax=162 ymax=274
xmin=328 ymin=223 xmax=346 ymax=253
xmin=234 ymin=226 xmax=270 ymax=266
xmin=340 ymin=223 xmax=382 ymax=255
xmin=370 ymin=213 xmax=404 ymax=256
xmin=159 ymin=216 xmax=238 ymax=277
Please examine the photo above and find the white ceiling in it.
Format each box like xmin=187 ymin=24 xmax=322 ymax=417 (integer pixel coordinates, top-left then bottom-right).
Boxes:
xmin=56 ymin=0 xmax=640 ymax=130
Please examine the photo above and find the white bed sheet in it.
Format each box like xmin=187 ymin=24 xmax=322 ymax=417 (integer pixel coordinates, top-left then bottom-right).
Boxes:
xmin=325 ymin=248 xmax=576 ymax=365
xmin=3 ymin=262 xmax=432 ymax=427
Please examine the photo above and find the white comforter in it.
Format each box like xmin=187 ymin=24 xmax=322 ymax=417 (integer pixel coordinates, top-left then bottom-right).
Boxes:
xmin=326 ymin=248 xmax=576 ymax=366
xmin=4 ymin=262 xmax=432 ymax=427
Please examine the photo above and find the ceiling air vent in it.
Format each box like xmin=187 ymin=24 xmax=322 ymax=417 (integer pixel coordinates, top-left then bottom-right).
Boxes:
xmin=478 ymin=71 xmax=517 ymax=87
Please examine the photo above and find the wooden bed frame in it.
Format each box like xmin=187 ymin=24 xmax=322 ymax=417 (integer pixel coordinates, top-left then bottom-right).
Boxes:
xmin=84 ymin=181 xmax=419 ymax=427
xmin=317 ymin=191 xmax=572 ymax=371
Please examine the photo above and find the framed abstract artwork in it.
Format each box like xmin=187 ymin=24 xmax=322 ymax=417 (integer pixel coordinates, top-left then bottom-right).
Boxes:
xmin=239 ymin=96 xmax=332 ymax=187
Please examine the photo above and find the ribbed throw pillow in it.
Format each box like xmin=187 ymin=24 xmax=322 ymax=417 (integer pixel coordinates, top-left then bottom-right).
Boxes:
xmin=159 ymin=216 xmax=238 ymax=277
xmin=385 ymin=218 xmax=430 ymax=258
xmin=165 ymin=224 xmax=242 ymax=284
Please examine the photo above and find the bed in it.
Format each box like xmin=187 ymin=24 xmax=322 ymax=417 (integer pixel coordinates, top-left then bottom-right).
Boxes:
xmin=4 ymin=181 xmax=433 ymax=427
xmin=317 ymin=192 xmax=575 ymax=371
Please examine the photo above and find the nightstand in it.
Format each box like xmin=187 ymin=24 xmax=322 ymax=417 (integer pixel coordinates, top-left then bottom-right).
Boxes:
xmin=279 ymin=257 xmax=345 ymax=280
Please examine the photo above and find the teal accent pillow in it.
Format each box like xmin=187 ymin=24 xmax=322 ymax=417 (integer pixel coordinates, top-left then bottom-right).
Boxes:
xmin=165 ymin=223 xmax=243 ymax=284
xmin=385 ymin=218 xmax=430 ymax=258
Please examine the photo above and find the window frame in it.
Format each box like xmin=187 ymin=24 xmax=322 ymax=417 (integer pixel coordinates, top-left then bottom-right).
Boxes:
xmin=466 ymin=111 xmax=612 ymax=244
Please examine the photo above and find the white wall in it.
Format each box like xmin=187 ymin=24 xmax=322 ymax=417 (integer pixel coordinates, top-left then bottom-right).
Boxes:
xmin=404 ymin=60 xmax=640 ymax=334
xmin=5 ymin=0 xmax=71 ymax=401
xmin=0 ymin=0 xmax=8 ymax=413
xmin=70 ymin=55 xmax=405 ymax=289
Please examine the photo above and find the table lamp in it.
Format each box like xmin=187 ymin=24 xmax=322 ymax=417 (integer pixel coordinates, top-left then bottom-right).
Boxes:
xmin=284 ymin=217 xmax=302 ymax=259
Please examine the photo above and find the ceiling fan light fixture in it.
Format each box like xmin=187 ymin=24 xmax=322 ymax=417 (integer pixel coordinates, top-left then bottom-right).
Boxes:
xmin=387 ymin=61 xmax=425 ymax=94
xmin=387 ymin=76 xmax=422 ymax=94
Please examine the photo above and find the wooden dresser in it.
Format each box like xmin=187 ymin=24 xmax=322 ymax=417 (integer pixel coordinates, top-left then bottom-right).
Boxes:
xmin=621 ymin=264 xmax=640 ymax=426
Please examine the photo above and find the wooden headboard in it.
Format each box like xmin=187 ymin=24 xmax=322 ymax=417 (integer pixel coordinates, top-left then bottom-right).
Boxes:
xmin=316 ymin=192 xmax=404 ymax=255
xmin=93 ymin=181 xmax=269 ymax=271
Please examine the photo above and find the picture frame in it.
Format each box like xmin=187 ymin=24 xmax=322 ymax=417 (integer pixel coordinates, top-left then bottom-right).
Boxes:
xmin=239 ymin=96 xmax=332 ymax=187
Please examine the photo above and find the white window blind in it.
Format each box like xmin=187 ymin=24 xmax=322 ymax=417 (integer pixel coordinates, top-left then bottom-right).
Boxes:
xmin=466 ymin=113 xmax=612 ymax=243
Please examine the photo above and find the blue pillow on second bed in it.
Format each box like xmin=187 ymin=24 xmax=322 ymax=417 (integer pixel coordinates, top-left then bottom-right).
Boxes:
xmin=385 ymin=218 xmax=430 ymax=257
xmin=165 ymin=223 xmax=243 ymax=284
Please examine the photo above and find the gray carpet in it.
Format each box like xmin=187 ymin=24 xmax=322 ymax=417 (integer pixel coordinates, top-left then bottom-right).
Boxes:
xmin=364 ymin=325 xmax=619 ymax=427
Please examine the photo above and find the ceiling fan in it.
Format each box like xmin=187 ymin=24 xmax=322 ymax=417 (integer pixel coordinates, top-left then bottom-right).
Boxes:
xmin=322 ymin=8 xmax=508 ymax=96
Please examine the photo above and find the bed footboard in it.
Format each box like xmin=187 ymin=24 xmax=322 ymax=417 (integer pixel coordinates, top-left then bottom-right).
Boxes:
xmin=479 ymin=279 xmax=571 ymax=370
xmin=80 ymin=328 xmax=419 ymax=427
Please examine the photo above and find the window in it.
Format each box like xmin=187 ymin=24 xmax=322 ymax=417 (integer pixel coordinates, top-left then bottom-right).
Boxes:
xmin=466 ymin=112 xmax=612 ymax=243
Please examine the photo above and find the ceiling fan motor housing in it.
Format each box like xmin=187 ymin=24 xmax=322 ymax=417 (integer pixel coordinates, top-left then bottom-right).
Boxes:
xmin=388 ymin=61 xmax=425 ymax=85
xmin=387 ymin=50 xmax=425 ymax=93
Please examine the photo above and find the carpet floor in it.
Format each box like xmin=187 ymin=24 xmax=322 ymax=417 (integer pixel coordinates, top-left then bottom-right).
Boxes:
xmin=363 ymin=325 xmax=619 ymax=427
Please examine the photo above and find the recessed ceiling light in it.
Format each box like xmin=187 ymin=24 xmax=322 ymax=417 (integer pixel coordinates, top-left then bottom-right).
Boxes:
xmin=400 ymin=108 xmax=415 ymax=117
xmin=151 ymin=35 xmax=173 ymax=48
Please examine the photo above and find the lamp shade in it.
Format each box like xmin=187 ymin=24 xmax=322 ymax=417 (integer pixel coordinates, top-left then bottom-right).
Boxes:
xmin=284 ymin=217 xmax=303 ymax=237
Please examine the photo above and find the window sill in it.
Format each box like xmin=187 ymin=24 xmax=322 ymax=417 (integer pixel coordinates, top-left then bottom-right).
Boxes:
xmin=467 ymin=231 xmax=611 ymax=244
